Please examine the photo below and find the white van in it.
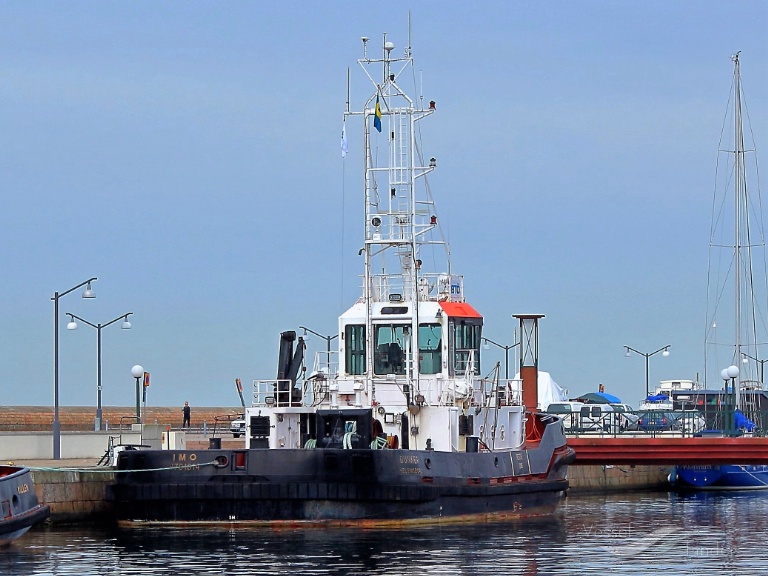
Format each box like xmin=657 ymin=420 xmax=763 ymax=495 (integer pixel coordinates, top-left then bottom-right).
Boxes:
xmin=547 ymin=402 xmax=619 ymax=433
xmin=546 ymin=401 xmax=585 ymax=433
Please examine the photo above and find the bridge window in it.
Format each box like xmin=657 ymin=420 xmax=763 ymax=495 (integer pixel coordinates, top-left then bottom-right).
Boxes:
xmin=418 ymin=323 xmax=442 ymax=375
xmin=374 ymin=324 xmax=409 ymax=375
xmin=450 ymin=319 xmax=482 ymax=376
xmin=345 ymin=324 xmax=366 ymax=375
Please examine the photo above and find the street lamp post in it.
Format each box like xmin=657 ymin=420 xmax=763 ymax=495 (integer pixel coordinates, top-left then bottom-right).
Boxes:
xmin=481 ymin=337 xmax=520 ymax=380
xmin=300 ymin=326 xmax=338 ymax=371
xmin=66 ymin=312 xmax=133 ymax=431
xmin=741 ymin=352 xmax=768 ymax=386
xmin=721 ymin=365 xmax=739 ymax=436
xmin=131 ymin=365 xmax=144 ymax=424
xmin=624 ymin=344 xmax=671 ymax=398
xmin=52 ymin=277 xmax=97 ymax=460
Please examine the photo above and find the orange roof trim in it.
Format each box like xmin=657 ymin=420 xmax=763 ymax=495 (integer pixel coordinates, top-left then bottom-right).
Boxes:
xmin=438 ymin=302 xmax=482 ymax=318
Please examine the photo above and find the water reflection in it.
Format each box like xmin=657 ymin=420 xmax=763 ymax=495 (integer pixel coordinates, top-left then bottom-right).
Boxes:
xmin=2 ymin=492 xmax=768 ymax=575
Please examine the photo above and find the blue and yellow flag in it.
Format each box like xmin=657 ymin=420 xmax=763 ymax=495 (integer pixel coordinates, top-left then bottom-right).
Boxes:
xmin=373 ymin=96 xmax=382 ymax=132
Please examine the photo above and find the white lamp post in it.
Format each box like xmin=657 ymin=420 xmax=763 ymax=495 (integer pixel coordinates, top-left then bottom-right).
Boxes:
xmin=131 ymin=364 xmax=144 ymax=424
xmin=721 ymin=365 xmax=739 ymax=435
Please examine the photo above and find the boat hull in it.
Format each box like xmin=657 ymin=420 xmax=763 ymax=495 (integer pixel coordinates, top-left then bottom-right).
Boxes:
xmin=110 ymin=434 xmax=574 ymax=526
xmin=671 ymin=464 xmax=768 ymax=490
xmin=0 ymin=466 xmax=50 ymax=546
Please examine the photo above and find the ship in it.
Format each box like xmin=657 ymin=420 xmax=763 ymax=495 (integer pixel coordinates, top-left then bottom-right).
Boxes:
xmin=110 ymin=30 xmax=575 ymax=526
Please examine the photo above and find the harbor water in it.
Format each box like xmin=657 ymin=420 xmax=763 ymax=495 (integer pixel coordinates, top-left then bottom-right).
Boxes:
xmin=2 ymin=490 xmax=766 ymax=575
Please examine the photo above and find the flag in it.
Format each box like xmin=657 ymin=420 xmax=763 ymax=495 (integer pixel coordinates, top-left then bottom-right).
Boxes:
xmin=373 ymin=96 xmax=382 ymax=132
xmin=341 ymin=119 xmax=348 ymax=158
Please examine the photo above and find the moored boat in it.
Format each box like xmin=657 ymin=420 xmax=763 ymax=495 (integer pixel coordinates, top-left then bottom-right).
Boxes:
xmin=0 ymin=465 xmax=50 ymax=546
xmin=671 ymin=53 xmax=768 ymax=491
xmin=110 ymin=30 xmax=574 ymax=526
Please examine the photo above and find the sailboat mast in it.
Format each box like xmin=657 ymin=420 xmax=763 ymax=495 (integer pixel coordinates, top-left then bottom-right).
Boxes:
xmin=733 ymin=52 xmax=744 ymax=408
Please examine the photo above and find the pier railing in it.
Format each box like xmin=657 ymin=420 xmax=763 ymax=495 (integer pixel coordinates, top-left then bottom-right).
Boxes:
xmin=555 ymin=408 xmax=767 ymax=439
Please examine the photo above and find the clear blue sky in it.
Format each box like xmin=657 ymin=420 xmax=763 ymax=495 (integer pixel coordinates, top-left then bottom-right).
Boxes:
xmin=2 ymin=2 xmax=767 ymax=410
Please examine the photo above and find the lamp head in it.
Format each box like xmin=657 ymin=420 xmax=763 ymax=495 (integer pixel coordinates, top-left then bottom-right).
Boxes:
xmin=66 ymin=315 xmax=77 ymax=330
xmin=121 ymin=315 xmax=132 ymax=330
xmin=662 ymin=348 xmax=670 ymax=357
xmin=131 ymin=365 xmax=144 ymax=378
xmin=727 ymin=365 xmax=740 ymax=379
xmin=82 ymin=282 xmax=96 ymax=299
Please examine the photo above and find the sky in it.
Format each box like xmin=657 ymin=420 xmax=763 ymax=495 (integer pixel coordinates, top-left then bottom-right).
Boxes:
xmin=2 ymin=2 xmax=768 ymax=412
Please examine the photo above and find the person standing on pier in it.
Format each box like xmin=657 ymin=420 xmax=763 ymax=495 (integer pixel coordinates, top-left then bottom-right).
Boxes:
xmin=182 ymin=401 xmax=191 ymax=428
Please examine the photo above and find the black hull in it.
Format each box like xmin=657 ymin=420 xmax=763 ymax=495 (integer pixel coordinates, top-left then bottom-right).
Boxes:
xmin=110 ymin=435 xmax=574 ymax=526
xmin=112 ymin=466 xmax=569 ymax=526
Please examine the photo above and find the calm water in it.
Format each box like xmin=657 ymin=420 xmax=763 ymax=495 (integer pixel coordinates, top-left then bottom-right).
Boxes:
xmin=3 ymin=491 xmax=767 ymax=575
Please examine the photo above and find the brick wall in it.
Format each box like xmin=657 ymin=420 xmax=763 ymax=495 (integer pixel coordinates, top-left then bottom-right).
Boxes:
xmin=0 ymin=406 xmax=243 ymax=432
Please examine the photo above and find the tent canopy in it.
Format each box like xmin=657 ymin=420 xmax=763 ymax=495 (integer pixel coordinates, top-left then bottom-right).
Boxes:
xmin=576 ymin=391 xmax=622 ymax=404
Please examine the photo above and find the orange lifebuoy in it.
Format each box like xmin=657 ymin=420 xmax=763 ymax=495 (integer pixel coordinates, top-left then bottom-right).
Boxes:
xmin=387 ymin=434 xmax=399 ymax=449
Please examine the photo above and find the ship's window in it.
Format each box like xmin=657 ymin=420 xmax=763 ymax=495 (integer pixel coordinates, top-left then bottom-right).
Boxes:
xmin=381 ymin=306 xmax=409 ymax=314
xmin=345 ymin=324 xmax=366 ymax=375
xmin=418 ymin=323 xmax=442 ymax=375
xmin=374 ymin=324 xmax=409 ymax=375
xmin=450 ymin=319 xmax=482 ymax=376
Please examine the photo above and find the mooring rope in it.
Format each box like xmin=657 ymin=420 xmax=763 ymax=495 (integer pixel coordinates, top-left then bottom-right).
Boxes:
xmin=25 ymin=461 xmax=218 ymax=474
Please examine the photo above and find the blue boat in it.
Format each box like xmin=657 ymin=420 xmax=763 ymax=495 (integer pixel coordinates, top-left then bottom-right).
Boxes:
xmin=672 ymin=54 xmax=768 ymax=491
xmin=671 ymin=465 xmax=768 ymax=490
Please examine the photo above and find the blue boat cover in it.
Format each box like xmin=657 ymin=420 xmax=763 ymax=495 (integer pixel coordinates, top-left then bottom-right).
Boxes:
xmin=734 ymin=410 xmax=757 ymax=432
xmin=646 ymin=394 xmax=669 ymax=402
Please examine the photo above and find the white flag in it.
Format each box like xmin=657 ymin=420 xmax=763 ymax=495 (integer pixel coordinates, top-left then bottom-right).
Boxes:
xmin=341 ymin=119 xmax=348 ymax=158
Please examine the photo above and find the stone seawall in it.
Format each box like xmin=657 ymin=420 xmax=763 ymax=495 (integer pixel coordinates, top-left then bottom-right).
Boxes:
xmin=30 ymin=466 xmax=115 ymax=524
xmin=568 ymin=464 xmax=672 ymax=492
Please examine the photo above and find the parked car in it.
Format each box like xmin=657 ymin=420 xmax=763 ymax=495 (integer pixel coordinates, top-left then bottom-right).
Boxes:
xmin=610 ymin=403 xmax=640 ymax=430
xmin=637 ymin=411 xmax=676 ymax=431
xmin=671 ymin=410 xmax=706 ymax=434
xmin=230 ymin=417 xmax=245 ymax=438
xmin=579 ymin=404 xmax=618 ymax=432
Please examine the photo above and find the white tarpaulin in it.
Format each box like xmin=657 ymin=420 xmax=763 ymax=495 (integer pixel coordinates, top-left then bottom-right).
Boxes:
xmin=514 ymin=370 xmax=568 ymax=410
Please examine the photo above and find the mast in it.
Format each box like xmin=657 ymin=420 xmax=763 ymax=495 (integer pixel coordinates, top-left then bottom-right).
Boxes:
xmin=733 ymin=51 xmax=743 ymax=408
xmin=704 ymin=52 xmax=768 ymax=405
xmin=345 ymin=33 xmax=444 ymax=395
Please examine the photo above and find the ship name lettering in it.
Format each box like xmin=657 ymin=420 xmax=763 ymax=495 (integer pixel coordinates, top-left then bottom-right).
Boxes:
xmin=173 ymin=453 xmax=197 ymax=463
xmin=399 ymin=455 xmax=419 ymax=465
xmin=400 ymin=467 xmax=422 ymax=475
xmin=17 ymin=483 xmax=29 ymax=494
